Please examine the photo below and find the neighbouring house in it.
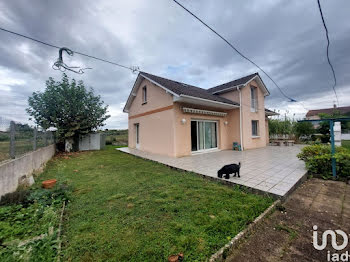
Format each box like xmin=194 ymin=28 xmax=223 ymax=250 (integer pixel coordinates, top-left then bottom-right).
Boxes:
xmin=306 ymin=105 xmax=350 ymax=140
xmin=305 ymin=105 xmax=350 ymax=121
xmin=123 ymin=72 xmax=278 ymax=157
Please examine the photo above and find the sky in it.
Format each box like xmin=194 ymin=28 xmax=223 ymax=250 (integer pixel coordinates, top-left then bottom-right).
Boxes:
xmin=0 ymin=0 xmax=349 ymax=130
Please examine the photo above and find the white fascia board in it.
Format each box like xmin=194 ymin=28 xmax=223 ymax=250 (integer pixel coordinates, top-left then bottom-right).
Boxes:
xmin=123 ymin=74 xmax=143 ymax=112
xmin=244 ymin=75 xmax=270 ymax=96
xmin=123 ymin=73 xmax=180 ymax=113
xmin=211 ymin=85 xmax=241 ymax=94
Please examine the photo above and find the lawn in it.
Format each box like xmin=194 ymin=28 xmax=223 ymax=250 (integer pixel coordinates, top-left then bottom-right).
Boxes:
xmin=34 ymin=146 xmax=273 ymax=261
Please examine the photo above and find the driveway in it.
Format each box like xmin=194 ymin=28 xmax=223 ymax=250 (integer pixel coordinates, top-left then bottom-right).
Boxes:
xmin=118 ymin=145 xmax=306 ymax=198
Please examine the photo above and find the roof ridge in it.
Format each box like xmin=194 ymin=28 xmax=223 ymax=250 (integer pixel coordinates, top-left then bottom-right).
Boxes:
xmin=207 ymin=72 xmax=259 ymax=92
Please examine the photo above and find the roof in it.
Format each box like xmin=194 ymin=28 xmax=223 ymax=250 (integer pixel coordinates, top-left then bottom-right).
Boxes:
xmin=207 ymin=73 xmax=259 ymax=94
xmin=265 ymin=108 xmax=279 ymax=116
xmin=139 ymin=72 xmax=239 ymax=106
xmin=306 ymin=106 xmax=350 ymax=117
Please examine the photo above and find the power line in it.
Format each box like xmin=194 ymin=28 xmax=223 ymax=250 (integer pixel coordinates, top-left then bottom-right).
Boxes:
xmin=0 ymin=26 xmax=139 ymax=73
xmin=172 ymin=0 xmax=297 ymax=103
xmin=316 ymin=0 xmax=339 ymax=106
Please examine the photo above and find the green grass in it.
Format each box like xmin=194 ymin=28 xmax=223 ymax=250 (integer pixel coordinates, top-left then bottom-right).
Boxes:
xmin=35 ymin=146 xmax=273 ymax=261
xmin=0 ymin=139 xmax=51 ymax=163
xmin=342 ymin=140 xmax=350 ymax=151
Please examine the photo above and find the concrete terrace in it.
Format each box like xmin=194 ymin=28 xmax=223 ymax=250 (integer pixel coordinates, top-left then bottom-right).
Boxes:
xmin=117 ymin=145 xmax=306 ymax=198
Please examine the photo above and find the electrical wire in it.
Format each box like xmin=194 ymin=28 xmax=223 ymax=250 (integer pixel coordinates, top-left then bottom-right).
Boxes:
xmin=0 ymin=26 xmax=139 ymax=73
xmin=316 ymin=0 xmax=339 ymax=106
xmin=172 ymin=0 xmax=297 ymax=103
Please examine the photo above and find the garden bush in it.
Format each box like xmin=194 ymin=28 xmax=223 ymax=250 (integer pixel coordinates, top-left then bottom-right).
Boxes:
xmin=297 ymin=145 xmax=350 ymax=179
xmin=0 ymin=183 xmax=71 ymax=261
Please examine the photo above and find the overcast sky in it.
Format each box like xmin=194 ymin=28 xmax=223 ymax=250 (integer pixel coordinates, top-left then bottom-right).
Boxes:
xmin=0 ymin=0 xmax=349 ymax=129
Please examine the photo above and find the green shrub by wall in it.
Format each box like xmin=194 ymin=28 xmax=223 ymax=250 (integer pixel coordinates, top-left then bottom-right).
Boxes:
xmin=297 ymin=145 xmax=350 ymax=178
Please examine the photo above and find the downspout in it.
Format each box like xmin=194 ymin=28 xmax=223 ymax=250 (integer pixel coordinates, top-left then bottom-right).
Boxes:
xmin=238 ymin=86 xmax=244 ymax=151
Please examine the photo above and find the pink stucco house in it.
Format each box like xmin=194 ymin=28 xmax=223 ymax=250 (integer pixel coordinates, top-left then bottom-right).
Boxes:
xmin=123 ymin=72 xmax=277 ymax=157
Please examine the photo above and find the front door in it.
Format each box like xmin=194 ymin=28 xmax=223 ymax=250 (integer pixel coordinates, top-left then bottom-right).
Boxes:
xmin=191 ymin=120 xmax=218 ymax=152
xmin=135 ymin=123 xmax=140 ymax=149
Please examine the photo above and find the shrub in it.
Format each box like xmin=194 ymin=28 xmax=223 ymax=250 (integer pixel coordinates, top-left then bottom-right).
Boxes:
xmin=105 ymin=136 xmax=116 ymax=145
xmin=297 ymin=145 xmax=350 ymax=179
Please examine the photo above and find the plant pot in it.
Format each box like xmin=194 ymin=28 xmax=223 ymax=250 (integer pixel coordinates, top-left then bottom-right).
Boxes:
xmin=168 ymin=253 xmax=184 ymax=262
xmin=42 ymin=179 xmax=57 ymax=189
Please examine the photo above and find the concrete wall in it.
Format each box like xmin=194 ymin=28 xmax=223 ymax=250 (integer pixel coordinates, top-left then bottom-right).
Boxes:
xmin=240 ymin=80 xmax=267 ymax=149
xmin=342 ymin=133 xmax=350 ymax=140
xmin=0 ymin=144 xmax=55 ymax=198
xmin=128 ymin=78 xmax=175 ymax=156
xmin=216 ymin=80 xmax=268 ymax=150
xmin=128 ymin=79 xmax=174 ymax=116
xmin=173 ymin=103 xmax=240 ymax=157
xmin=79 ymin=133 xmax=105 ymax=151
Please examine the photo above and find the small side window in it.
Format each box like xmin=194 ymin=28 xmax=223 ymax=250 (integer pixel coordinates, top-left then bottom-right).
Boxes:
xmin=252 ymin=120 xmax=259 ymax=137
xmin=250 ymin=86 xmax=258 ymax=112
xmin=142 ymin=86 xmax=147 ymax=104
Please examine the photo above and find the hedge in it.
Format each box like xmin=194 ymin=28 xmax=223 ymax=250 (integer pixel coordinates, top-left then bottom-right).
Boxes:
xmin=297 ymin=144 xmax=350 ymax=178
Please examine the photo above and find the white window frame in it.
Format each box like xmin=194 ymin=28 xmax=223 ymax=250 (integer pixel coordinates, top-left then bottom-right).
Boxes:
xmin=135 ymin=123 xmax=140 ymax=149
xmin=142 ymin=86 xmax=147 ymax=104
xmin=250 ymin=86 xmax=258 ymax=112
xmin=252 ymin=120 xmax=259 ymax=137
xmin=191 ymin=119 xmax=219 ymax=153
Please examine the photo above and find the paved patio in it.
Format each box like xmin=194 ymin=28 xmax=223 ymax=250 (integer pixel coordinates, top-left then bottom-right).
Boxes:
xmin=117 ymin=146 xmax=306 ymax=198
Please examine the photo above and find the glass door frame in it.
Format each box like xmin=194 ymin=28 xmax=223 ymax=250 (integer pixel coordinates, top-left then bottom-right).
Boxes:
xmin=191 ymin=119 xmax=219 ymax=153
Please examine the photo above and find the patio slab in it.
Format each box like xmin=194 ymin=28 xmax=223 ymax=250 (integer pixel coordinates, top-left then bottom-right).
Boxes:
xmin=117 ymin=146 xmax=306 ymax=198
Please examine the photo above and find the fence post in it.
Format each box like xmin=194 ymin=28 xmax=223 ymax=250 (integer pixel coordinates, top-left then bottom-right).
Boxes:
xmin=9 ymin=121 xmax=15 ymax=159
xmin=44 ymin=130 xmax=48 ymax=146
xmin=330 ymin=120 xmax=337 ymax=178
xmin=33 ymin=127 xmax=37 ymax=151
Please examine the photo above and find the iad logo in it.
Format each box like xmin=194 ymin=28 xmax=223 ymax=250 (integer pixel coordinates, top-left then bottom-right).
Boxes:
xmin=313 ymin=225 xmax=349 ymax=250
xmin=313 ymin=225 xmax=350 ymax=261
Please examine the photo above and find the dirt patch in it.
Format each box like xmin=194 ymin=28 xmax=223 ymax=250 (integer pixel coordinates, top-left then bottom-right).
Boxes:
xmin=225 ymin=178 xmax=350 ymax=262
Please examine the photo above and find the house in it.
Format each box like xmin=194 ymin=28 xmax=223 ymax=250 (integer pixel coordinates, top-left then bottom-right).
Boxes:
xmin=306 ymin=105 xmax=350 ymax=120
xmin=306 ymin=105 xmax=350 ymax=140
xmin=123 ymin=72 xmax=278 ymax=157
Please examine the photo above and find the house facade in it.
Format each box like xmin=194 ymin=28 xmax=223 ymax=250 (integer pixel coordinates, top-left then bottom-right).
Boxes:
xmin=123 ymin=72 xmax=277 ymax=157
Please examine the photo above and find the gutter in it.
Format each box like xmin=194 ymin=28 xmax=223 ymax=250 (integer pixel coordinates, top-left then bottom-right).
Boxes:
xmin=238 ymin=86 xmax=244 ymax=151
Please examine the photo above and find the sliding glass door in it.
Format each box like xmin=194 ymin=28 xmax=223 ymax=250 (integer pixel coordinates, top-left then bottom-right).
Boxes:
xmin=191 ymin=120 xmax=217 ymax=152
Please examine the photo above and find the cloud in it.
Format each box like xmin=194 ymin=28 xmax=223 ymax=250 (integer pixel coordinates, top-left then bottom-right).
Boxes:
xmin=0 ymin=0 xmax=349 ymax=129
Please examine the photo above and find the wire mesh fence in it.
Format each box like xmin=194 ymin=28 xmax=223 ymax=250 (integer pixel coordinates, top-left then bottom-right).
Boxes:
xmin=0 ymin=120 xmax=55 ymax=163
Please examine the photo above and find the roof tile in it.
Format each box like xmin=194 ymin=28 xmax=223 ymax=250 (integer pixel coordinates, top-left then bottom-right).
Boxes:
xmin=140 ymin=71 xmax=239 ymax=106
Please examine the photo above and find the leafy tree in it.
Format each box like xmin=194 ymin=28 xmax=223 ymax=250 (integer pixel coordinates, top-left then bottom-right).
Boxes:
xmin=318 ymin=121 xmax=330 ymax=143
xmin=27 ymin=74 xmax=110 ymax=151
xmin=268 ymin=119 xmax=293 ymax=137
xmin=293 ymin=121 xmax=315 ymax=140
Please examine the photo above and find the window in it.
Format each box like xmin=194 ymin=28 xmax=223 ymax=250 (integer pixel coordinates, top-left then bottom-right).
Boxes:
xmin=142 ymin=86 xmax=147 ymax=104
xmin=191 ymin=120 xmax=218 ymax=151
xmin=250 ymin=86 xmax=258 ymax=112
xmin=252 ymin=120 xmax=259 ymax=137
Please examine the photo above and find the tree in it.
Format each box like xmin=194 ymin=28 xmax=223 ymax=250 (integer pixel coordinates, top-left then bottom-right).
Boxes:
xmin=319 ymin=112 xmax=350 ymax=133
xmin=318 ymin=121 xmax=330 ymax=143
xmin=293 ymin=121 xmax=314 ymax=140
xmin=268 ymin=119 xmax=293 ymax=138
xmin=27 ymin=74 xmax=110 ymax=151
